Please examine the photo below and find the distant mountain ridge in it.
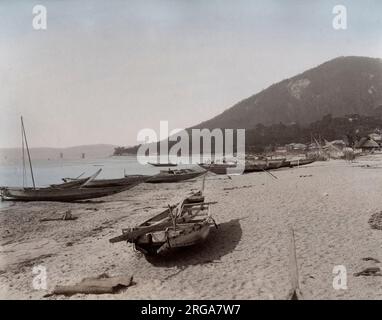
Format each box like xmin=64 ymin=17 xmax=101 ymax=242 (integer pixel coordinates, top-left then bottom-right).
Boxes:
xmin=192 ymin=56 xmax=382 ymax=129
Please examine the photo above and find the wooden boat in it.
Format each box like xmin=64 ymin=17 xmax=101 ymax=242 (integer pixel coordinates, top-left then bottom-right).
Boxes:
xmin=280 ymin=160 xmax=292 ymax=168
xmin=198 ymin=163 xmax=237 ymax=175
xmin=244 ymin=159 xmax=286 ymax=173
xmin=266 ymin=159 xmax=286 ymax=170
xmin=289 ymin=158 xmax=316 ymax=167
xmin=0 ymin=185 xmax=131 ymax=202
xmin=244 ymin=161 xmax=268 ymax=173
xmin=109 ymin=192 xmax=216 ymax=255
xmin=50 ymin=169 xmax=103 ymax=188
xmin=57 ymin=173 xmax=150 ymax=189
xmin=146 ymin=169 xmax=206 ymax=183
xmin=148 ymin=162 xmax=177 ymax=167
xmin=0 ymin=117 xmax=132 ymax=202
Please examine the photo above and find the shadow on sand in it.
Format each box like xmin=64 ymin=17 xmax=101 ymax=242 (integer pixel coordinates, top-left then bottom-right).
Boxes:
xmin=144 ymin=218 xmax=242 ymax=268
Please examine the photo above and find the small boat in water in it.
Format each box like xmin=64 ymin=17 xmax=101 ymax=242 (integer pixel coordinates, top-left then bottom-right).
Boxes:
xmin=109 ymin=191 xmax=216 ymax=255
xmin=146 ymin=168 xmax=206 ymax=183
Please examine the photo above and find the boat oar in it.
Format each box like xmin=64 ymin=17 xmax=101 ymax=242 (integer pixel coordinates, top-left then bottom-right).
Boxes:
xmin=75 ymin=172 xmax=85 ymax=179
xmin=201 ymin=172 xmax=207 ymax=193
xmin=80 ymin=168 xmax=102 ymax=188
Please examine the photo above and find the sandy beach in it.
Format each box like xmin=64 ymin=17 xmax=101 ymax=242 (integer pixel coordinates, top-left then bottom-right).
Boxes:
xmin=1 ymin=155 xmax=382 ymax=300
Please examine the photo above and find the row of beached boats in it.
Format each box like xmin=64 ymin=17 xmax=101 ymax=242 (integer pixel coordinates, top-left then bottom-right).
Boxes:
xmin=0 ymin=158 xmax=315 ymax=202
xmin=1 ymin=117 xmax=317 ymax=257
xmin=198 ymin=157 xmax=316 ymax=175
xmin=0 ymin=168 xmax=207 ymax=202
xmin=0 ymin=157 xmax=315 ymax=201
xmin=0 ymin=117 xmax=315 ymax=203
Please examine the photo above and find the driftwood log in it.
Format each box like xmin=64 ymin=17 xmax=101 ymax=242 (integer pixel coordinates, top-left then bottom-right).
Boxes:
xmin=40 ymin=210 xmax=77 ymax=222
xmin=354 ymin=267 xmax=382 ymax=277
xmin=45 ymin=274 xmax=133 ymax=296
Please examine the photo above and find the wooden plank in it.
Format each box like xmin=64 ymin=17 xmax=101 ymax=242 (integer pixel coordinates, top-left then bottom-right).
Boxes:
xmin=287 ymin=227 xmax=302 ymax=300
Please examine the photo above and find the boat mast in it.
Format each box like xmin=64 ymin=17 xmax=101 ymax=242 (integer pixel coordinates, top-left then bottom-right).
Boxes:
xmin=21 ymin=116 xmax=36 ymax=189
xmin=21 ymin=120 xmax=26 ymax=187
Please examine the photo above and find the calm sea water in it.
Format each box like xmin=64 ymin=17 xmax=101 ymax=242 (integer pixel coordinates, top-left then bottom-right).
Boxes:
xmin=0 ymin=155 xmax=206 ymax=188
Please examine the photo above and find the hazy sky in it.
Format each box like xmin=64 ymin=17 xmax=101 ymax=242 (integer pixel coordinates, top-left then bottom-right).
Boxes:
xmin=0 ymin=0 xmax=381 ymax=148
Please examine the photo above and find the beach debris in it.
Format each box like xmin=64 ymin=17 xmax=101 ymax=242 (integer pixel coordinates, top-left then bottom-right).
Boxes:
xmin=85 ymin=207 xmax=99 ymax=211
xmin=223 ymin=185 xmax=254 ymax=191
xmin=299 ymin=174 xmax=312 ymax=178
xmin=39 ymin=210 xmax=78 ymax=222
xmin=353 ymin=267 xmax=382 ymax=277
xmin=322 ymin=192 xmax=329 ymax=197
xmin=368 ymin=211 xmax=382 ymax=230
xmin=362 ymin=257 xmax=380 ymax=263
xmin=44 ymin=273 xmax=134 ymax=296
xmin=62 ymin=210 xmax=75 ymax=220
xmin=360 ymin=164 xmax=382 ymax=169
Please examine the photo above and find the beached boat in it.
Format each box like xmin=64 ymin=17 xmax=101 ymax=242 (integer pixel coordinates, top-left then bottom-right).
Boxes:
xmin=198 ymin=163 xmax=237 ymax=175
xmin=148 ymin=162 xmax=177 ymax=167
xmin=280 ymin=160 xmax=292 ymax=168
xmin=146 ymin=168 xmax=206 ymax=183
xmin=57 ymin=173 xmax=150 ymax=189
xmin=266 ymin=159 xmax=286 ymax=170
xmin=244 ymin=162 xmax=267 ymax=173
xmin=109 ymin=192 xmax=216 ymax=255
xmin=244 ymin=159 xmax=286 ymax=173
xmin=0 ymin=185 xmax=131 ymax=202
xmin=0 ymin=117 xmax=133 ymax=202
xmin=289 ymin=158 xmax=316 ymax=167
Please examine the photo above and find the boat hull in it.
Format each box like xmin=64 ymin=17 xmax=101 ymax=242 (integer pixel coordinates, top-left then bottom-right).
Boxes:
xmin=289 ymin=159 xmax=316 ymax=167
xmin=198 ymin=163 xmax=237 ymax=175
xmin=57 ymin=175 xmax=149 ymax=189
xmin=146 ymin=171 xmax=205 ymax=183
xmin=244 ymin=159 xmax=286 ymax=173
xmin=0 ymin=186 xmax=130 ymax=202
xmin=135 ymin=223 xmax=212 ymax=255
xmin=148 ymin=162 xmax=177 ymax=167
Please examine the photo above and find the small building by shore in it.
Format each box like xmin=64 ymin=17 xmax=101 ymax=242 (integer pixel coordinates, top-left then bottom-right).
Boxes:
xmin=356 ymin=137 xmax=380 ymax=152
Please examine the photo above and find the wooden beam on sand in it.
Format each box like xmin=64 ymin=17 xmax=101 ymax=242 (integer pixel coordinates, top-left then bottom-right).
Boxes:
xmin=287 ymin=227 xmax=303 ymax=300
